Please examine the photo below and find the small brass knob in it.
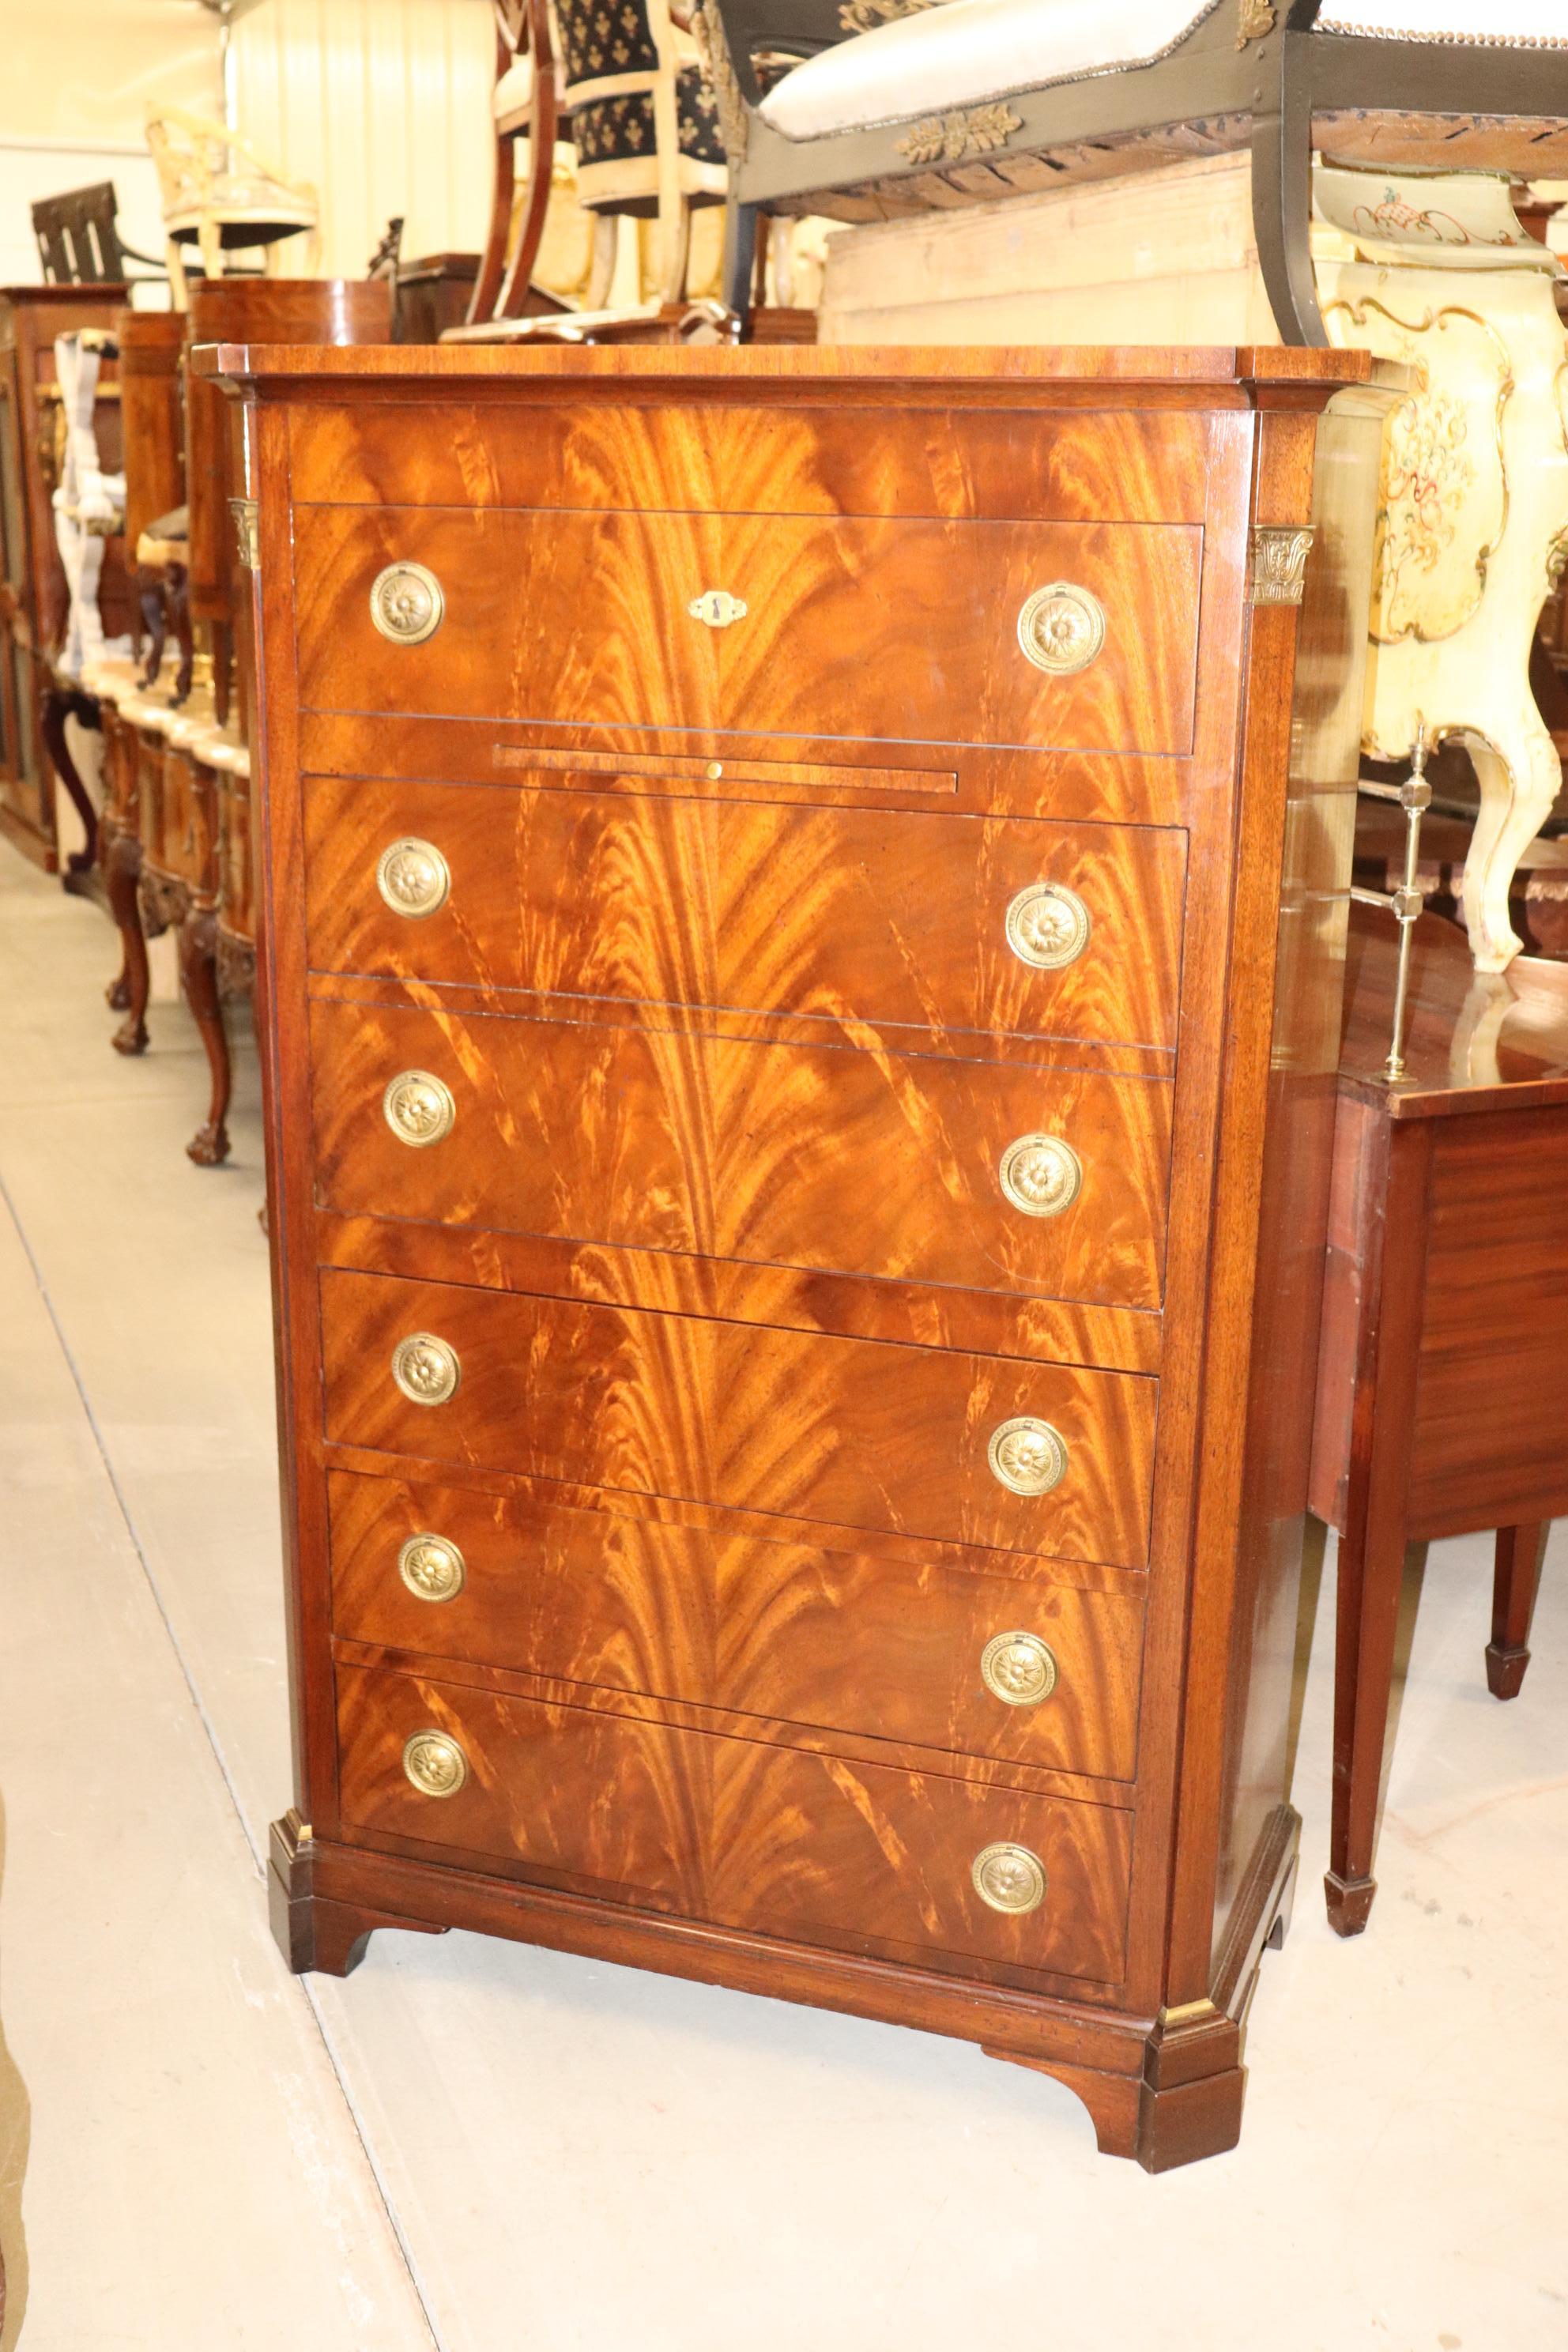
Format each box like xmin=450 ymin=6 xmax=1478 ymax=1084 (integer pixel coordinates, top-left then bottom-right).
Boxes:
xmin=987 ymin=1416 xmax=1068 ymax=1497
xmin=398 ymin=1532 xmax=466 ymax=1603
xmin=1016 ymin=582 xmax=1106 ymax=675
xmin=1004 ymin=881 xmax=1090 ymax=970
xmin=971 ymin=1841 xmax=1047 ymax=1915
xmin=383 ymin=1069 xmax=456 ymax=1149
xmin=376 ymin=836 xmax=450 ymax=920
xmin=391 ymin=1332 xmax=461 ymax=1407
xmin=980 ymin=1630 xmax=1058 ymax=1708
xmin=370 ymin=561 xmax=444 ymax=646
xmin=998 ymin=1133 xmax=1081 ymax=1219
xmin=402 ymin=1728 xmax=468 ymax=1797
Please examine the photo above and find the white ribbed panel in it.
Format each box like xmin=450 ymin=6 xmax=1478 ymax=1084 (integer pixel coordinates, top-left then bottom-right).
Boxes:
xmin=232 ymin=0 xmax=495 ymax=278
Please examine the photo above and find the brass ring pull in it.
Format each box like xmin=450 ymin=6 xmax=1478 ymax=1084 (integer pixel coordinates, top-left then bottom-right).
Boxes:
xmin=398 ymin=1532 xmax=466 ymax=1603
xmin=376 ymin=836 xmax=450 ymax=920
xmin=370 ymin=561 xmax=444 ymax=645
xmin=980 ymin=1631 xmax=1058 ymax=1708
xmin=998 ymin=1133 xmax=1081 ymax=1219
xmin=1016 ymin=582 xmax=1105 ymax=675
xmin=1004 ymin=881 xmax=1090 ymax=970
xmin=971 ymin=1841 xmax=1047 ymax=1915
xmin=391 ymin=1332 xmax=462 ymax=1406
xmin=402 ymin=1728 xmax=468 ymax=1797
xmin=986 ymin=1416 xmax=1068 ymax=1497
xmin=383 ymin=1069 xmax=456 ymax=1149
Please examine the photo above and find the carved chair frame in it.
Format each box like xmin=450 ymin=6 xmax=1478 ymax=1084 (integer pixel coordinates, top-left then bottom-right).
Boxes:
xmin=706 ymin=0 xmax=1568 ymax=341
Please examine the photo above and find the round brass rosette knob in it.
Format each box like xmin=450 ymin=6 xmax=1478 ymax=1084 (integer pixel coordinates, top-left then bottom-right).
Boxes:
xmin=398 ymin=1532 xmax=466 ymax=1604
xmin=980 ymin=1630 xmax=1058 ymax=1708
xmin=971 ymin=1841 xmax=1047 ymax=1916
xmin=383 ymin=1069 xmax=456 ymax=1149
xmin=376 ymin=836 xmax=450 ymax=920
xmin=1016 ymin=582 xmax=1106 ymax=676
xmin=402 ymin=1728 xmax=468 ymax=1798
xmin=998 ymin=1133 xmax=1081 ymax=1219
xmin=987 ymin=1416 xmax=1069 ymax=1497
xmin=370 ymin=561 xmax=445 ymax=646
xmin=391 ymin=1332 xmax=462 ymax=1407
xmin=1004 ymin=881 xmax=1091 ymax=971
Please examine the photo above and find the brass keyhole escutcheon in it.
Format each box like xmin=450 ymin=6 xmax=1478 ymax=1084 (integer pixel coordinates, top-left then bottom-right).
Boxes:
xmin=1016 ymin=582 xmax=1106 ymax=675
xmin=1004 ymin=882 xmax=1091 ymax=971
xmin=402 ymin=1728 xmax=469 ymax=1797
xmin=391 ymin=1332 xmax=462 ymax=1406
xmin=980 ymin=1631 xmax=1058 ymax=1708
xmin=376 ymin=836 xmax=450 ymax=920
xmin=986 ymin=1416 xmax=1068 ymax=1498
xmin=370 ymin=561 xmax=445 ymax=646
xmin=398 ymin=1532 xmax=466 ymax=1604
xmin=971 ymin=1841 xmax=1047 ymax=1916
xmin=383 ymin=1069 xmax=456 ymax=1149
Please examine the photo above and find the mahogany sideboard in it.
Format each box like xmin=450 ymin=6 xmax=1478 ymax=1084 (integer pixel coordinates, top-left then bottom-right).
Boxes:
xmin=208 ymin=339 xmax=1396 ymax=2169
xmin=1310 ymin=903 xmax=1568 ymax=1936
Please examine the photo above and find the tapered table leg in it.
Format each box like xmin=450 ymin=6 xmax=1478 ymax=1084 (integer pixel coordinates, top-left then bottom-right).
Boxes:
xmin=1486 ymin=1522 xmax=1546 ymax=1699
xmin=1325 ymin=1119 xmax=1434 ymax=1936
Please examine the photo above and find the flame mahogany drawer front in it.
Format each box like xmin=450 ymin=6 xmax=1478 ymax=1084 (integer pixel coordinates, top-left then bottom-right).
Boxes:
xmin=293 ymin=505 xmax=1201 ymax=756
xmin=327 ymin=1468 xmax=1146 ymax=1781
xmin=318 ymin=1268 xmax=1156 ymax=1569
xmin=335 ymin=1660 xmax=1134 ymax=1988
xmin=309 ymin=997 xmax=1172 ymax=1310
xmin=302 ymin=775 xmax=1187 ymax=1052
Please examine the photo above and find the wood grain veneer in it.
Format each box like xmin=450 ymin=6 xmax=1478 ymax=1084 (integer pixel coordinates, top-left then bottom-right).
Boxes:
xmin=307 ymin=998 xmax=1172 ymax=1308
xmin=335 ymin=1660 xmax=1135 ymax=1988
xmin=218 ymin=340 xmax=1396 ymax=2168
xmin=293 ymin=505 xmax=1200 ymax=755
xmin=326 ymin=1466 xmax=1145 ymax=1781
xmin=317 ymin=1267 xmax=1158 ymax=1566
xmin=301 ymin=778 xmax=1187 ymax=1052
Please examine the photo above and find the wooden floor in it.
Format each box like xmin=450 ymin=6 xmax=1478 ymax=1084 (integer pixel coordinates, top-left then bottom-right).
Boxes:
xmin=0 ymin=849 xmax=1564 ymax=2352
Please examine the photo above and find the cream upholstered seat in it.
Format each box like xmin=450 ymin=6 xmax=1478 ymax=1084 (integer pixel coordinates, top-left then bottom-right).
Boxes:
xmin=494 ymin=52 xmax=535 ymax=132
xmin=760 ymin=0 xmax=1568 ymax=146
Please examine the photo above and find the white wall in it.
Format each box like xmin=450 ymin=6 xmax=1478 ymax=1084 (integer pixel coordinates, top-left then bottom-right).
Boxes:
xmin=231 ymin=0 xmax=496 ymax=278
xmin=0 ymin=0 xmax=218 ymax=285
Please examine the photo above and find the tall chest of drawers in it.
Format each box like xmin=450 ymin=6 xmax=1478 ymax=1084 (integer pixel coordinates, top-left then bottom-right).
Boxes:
xmin=209 ymin=342 xmax=1393 ymax=2169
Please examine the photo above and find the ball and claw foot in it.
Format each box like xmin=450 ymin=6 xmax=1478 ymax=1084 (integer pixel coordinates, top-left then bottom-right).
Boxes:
xmin=111 ymin=1012 xmax=149 ymax=1056
xmin=106 ymin=972 xmax=131 ymax=1012
xmin=186 ymin=1121 xmax=231 ymax=1167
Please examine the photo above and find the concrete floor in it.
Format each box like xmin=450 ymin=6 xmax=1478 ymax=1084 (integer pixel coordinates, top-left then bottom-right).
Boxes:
xmin=0 ymin=850 xmax=1563 ymax=2352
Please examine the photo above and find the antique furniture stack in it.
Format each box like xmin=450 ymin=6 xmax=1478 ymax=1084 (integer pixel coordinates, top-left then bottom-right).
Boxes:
xmin=0 ymin=282 xmax=134 ymax=875
xmin=203 ymin=335 xmax=1396 ymax=2167
xmin=90 ymin=277 xmax=392 ymax=1164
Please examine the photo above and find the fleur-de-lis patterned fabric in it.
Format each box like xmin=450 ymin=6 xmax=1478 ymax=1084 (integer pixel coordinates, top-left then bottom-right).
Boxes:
xmin=556 ymin=0 xmax=727 ymax=214
xmin=558 ymin=0 xmax=662 ymax=97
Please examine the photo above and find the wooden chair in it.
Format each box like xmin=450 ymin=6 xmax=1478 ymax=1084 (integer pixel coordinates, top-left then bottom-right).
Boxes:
xmin=559 ymin=0 xmax=729 ymax=304
xmin=144 ymin=104 xmax=319 ymax=305
xmin=469 ymin=0 xmax=571 ymax=322
xmin=703 ymin=0 xmax=1568 ymax=337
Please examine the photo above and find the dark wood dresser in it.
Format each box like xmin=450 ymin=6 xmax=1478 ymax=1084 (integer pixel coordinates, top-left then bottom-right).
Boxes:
xmin=209 ymin=341 xmax=1393 ymax=2170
